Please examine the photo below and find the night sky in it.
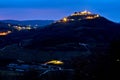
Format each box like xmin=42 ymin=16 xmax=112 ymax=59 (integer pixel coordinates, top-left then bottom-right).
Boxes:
xmin=0 ymin=0 xmax=119 ymax=22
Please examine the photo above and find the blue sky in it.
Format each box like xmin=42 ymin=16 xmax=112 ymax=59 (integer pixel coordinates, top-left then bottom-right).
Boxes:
xmin=0 ymin=0 xmax=119 ymax=22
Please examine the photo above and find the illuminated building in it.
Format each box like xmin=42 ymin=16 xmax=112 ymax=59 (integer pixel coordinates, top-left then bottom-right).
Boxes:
xmin=58 ymin=10 xmax=100 ymax=22
xmin=45 ymin=60 xmax=64 ymax=65
xmin=71 ymin=10 xmax=92 ymax=16
xmin=0 ymin=30 xmax=12 ymax=36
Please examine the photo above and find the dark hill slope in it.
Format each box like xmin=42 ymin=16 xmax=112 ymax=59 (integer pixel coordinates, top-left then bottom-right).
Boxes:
xmin=26 ymin=16 xmax=120 ymax=49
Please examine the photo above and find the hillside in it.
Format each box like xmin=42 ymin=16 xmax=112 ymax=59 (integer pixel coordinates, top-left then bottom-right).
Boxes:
xmin=0 ymin=11 xmax=120 ymax=61
xmin=26 ymin=11 xmax=120 ymax=50
xmin=0 ymin=11 xmax=120 ymax=80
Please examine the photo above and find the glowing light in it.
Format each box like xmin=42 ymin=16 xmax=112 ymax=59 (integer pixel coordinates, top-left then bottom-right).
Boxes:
xmin=17 ymin=26 xmax=22 ymax=31
xmin=26 ymin=27 xmax=31 ymax=30
xmin=45 ymin=60 xmax=64 ymax=65
xmin=116 ymin=59 xmax=120 ymax=62
xmin=0 ymin=31 xmax=12 ymax=36
xmin=70 ymin=19 xmax=74 ymax=21
xmin=86 ymin=16 xmax=95 ymax=19
xmin=8 ymin=24 xmax=11 ymax=27
xmin=86 ymin=14 xmax=100 ymax=19
xmin=71 ymin=10 xmax=92 ymax=16
xmin=13 ymin=26 xmax=32 ymax=31
xmin=81 ymin=10 xmax=91 ymax=15
xmin=96 ymin=14 xmax=99 ymax=17
xmin=59 ymin=10 xmax=100 ymax=22
xmin=22 ymin=27 xmax=26 ymax=29
xmin=7 ymin=31 xmax=12 ymax=33
xmin=63 ymin=17 xmax=67 ymax=22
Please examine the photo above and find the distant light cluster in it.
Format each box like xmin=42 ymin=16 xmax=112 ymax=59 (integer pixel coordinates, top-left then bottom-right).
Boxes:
xmin=57 ymin=10 xmax=100 ymax=23
xmin=13 ymin=26 xmax=32 ymax=31
xmin=7 ymin=24 xmax=37 ymax=31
